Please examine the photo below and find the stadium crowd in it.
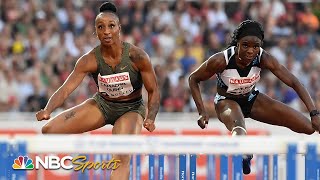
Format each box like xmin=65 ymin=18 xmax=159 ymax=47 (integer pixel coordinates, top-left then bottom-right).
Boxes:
xmin=0 ymin=0 xmax=320 ymax=118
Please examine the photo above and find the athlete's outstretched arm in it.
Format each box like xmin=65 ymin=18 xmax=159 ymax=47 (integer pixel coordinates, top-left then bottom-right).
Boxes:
xmin=130 ymin=46 xmax=160 ymax=132
xmin=36 ymin=53 xmax=96 ymax=121
xmin=188 ymin=53 xmax=226 ymax=129
xmin=260 ymin=50 xmax=320 ymax=131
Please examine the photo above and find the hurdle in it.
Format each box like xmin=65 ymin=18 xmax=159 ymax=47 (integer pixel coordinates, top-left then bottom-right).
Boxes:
xmin=0 ymin=135 xmax=319 ymax=180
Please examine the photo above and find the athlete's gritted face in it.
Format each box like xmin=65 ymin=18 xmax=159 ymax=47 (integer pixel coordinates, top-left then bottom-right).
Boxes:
xmin=95 ymin=12 xmax=121 ymax=45
xmin=237 ymin=36 xmax=262 ymax=67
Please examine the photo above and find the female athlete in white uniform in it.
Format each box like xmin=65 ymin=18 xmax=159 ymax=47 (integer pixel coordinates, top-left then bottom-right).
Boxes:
xmin=188 ymin=20 xmax=320 ymax=175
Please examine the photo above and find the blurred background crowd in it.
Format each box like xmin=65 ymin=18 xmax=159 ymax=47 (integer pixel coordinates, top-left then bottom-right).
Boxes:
xmin=0 ymin=0 xmax=320 ymax=118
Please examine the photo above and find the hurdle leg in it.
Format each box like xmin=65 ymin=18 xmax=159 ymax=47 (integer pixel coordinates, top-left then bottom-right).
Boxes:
xmin=149 ymin=154 xmax=155 ymax=180
xmin=179 ymin=154 xmax=186 ymax=180
xmin=207 ymin=155 xmax=215 ymax=180
xmin=189 ymin=154 xmax=196 ymax=180
xmin=232 ymin=155 xmax=242 ymax=180
xmin=136 ymin=154 xmax=141 ymax=180
xmin=220 ymin=155 xmax=228 ymax=180
xmin=305 ymin=144 xmax=317 ymax=180
xmin=318 ymin=157 xmax=320 ymax=180
xmin=0 ymin=142 xmax=6 ymax=179
xmin=262 ymin=155 xmax=269 ymax=180
xmin=7 ymin=142 xmax=14 ymax=180
xmin=318 ymin=159 xmax=320 ymax=180
xmin=158 ymin=154 xmax=164 ymax=180
xmin=286 ymin=144 xmax=297 ymax=180
xmin=129 ymin=155 xmax=133 ymax=180
xmin=273 ymin=155 xmax=278 ymax=180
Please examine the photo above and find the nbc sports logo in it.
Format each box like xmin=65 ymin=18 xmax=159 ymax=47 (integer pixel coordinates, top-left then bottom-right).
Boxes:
xmin=11 ymin=155 xmax=120 ymax=171
xmin=12 ymin=156 xmax=34 ymax=170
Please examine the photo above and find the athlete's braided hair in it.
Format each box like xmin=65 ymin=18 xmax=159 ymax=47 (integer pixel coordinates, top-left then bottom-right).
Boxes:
xmin=228 ymin=20 xmax=264 ymax=48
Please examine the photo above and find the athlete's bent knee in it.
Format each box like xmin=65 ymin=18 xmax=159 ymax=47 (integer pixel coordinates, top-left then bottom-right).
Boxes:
xmin=42 ymin=124 xmax=52 ymax=134
xmin=304 ymin=128 xmax=315 ymax=135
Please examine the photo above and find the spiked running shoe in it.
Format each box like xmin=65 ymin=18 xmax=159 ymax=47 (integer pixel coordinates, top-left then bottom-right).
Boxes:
xmin=242 ymin=154 xmax=253 ymax=175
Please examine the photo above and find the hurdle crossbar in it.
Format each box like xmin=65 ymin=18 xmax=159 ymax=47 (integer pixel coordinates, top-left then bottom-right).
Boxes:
xmin=10 ymin=134 xmax=320 ymax=154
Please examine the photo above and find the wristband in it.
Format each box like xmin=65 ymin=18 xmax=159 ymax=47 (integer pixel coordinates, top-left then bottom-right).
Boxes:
xmin=310 ymin=110 xmax=320 ymax=117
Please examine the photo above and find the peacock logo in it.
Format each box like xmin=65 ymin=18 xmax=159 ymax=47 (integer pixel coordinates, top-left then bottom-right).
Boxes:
xmin=12 ymin=156 xmax=34 ymax=170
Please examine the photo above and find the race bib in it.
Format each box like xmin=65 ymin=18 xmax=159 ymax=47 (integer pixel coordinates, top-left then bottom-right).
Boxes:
xmin=227 ymin=74 xmax=260 ymax=95
xmin=97 ymin=72 xmax=134 ymax=98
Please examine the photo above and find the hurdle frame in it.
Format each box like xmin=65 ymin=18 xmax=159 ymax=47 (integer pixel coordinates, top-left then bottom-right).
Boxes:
xmin=0 ymin=135 xmax=319 ymax=180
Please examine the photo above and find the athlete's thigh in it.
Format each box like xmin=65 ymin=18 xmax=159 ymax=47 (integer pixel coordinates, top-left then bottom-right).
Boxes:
xmin=215 ymin=99 xmax=245 ymax=131
xmin=250 ymin=93 xmax=313 ymax=133
xmin=42 ymin=99 xmax=106 ymax=134
xmin=112 ymin=112 xmax=144 ymax=135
